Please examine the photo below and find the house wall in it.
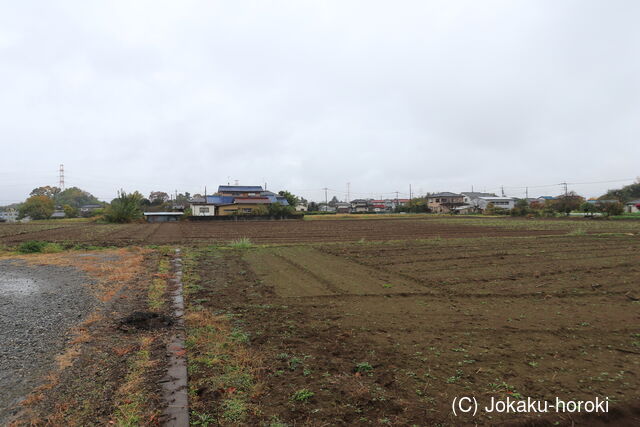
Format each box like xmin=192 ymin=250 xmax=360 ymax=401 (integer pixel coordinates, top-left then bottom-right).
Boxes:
xmin=427 ymin=196 xmax=464 ymax=213
xmin=627 ymin=204 xmax=640 ymax=213
xmin=146 ymin=215 xmax=181 ymax=223
xmin=191 ymin=204 xmax=216 ymax=216
xmin=478 ymin=199 xmax=515 ymax=210
xmin=217 ymin=203 xmax=266 ymax=216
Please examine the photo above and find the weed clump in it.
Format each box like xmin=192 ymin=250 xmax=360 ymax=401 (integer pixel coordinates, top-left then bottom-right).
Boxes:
xmin=17 ymin=240 xmax=47 ymax=253
xmin=291 ymin=389 xmax=314 ymax=402
xmin=229 ymin=237 xmax=253 ymax=249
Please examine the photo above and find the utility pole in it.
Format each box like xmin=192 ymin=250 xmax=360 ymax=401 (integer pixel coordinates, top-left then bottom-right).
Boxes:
xmin=501 ymin=185 xmax=505 ymax=197
xmin=347 ymin=182 xmax=350 ymax=203
xmin=525 ymin=187 xmax=529 ymax=198
xmin=323 ymin=187 xmax=328 ymax=206
xmin=409 ymin=184 xmax=412 ymax=202
xmin=560 ymin=182 xmax=568 ymax=197
xmin=59 ymin=164 xmax=65 ymax=190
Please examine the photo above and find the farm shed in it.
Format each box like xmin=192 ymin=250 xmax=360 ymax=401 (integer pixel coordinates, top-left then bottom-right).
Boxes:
xmin=143 ymin=212 xmax=183 ymax=222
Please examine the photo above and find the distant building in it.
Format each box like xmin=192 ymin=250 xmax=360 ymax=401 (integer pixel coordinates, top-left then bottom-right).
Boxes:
xmin=80 ymin=204 xmax=103 ymax=217
xmin=335 ymin=202 xmax=351 ymax=213
xmin=427 ymin=192 xmax=464 ymax=213
xmin=295 ymin=204 xmax=308 ymax=212
xmin=461 ymin=192 xmax=497 ymax=205
xmin=625 ymin=199 xmax=640 ymax=213
xmin=143 ymin=212 xmax=184 ymax=222
xmin=50 ymin=210 xmax=66 ymax=219
xmin=476 ymin=196 xmax=516 ymax=211
xmin=189 ymin=185 xmax=289 ymax=216
xmin=350 ymin=199 xmax=369 ymax=213
xmin=0 ymin=209 xmax=19 ymax=222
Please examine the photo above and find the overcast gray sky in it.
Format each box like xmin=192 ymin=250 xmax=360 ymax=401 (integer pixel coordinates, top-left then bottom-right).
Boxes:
xmin=1 ymin=0 xmax=638 ymax=204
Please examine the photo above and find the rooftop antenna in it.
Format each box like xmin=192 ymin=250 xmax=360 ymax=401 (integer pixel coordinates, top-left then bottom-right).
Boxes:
xmin=59 ymin=164 xmax=65 ymax=190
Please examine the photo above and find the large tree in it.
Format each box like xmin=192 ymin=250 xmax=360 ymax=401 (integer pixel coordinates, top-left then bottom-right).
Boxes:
xmin=56 ymin=187 xmax=100 ymax=208
xmin=149 ymin=191 xmax=170 ymax=205
xmin=278 ymin=190 xmax=300 ymax=207
xmin=30 ymin=186 xmax=61 ymax=199
xmin=19 ymin=195 xmax=55 ymax=220
xmin=600 ymin=178 xmax=640 ymax=202
xmin=552 ymin=192 xmax=585 ymax=215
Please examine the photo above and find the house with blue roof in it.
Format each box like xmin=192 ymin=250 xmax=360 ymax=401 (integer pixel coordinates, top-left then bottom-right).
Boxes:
xmin=189 ymin=185 xmax=289 ymax=216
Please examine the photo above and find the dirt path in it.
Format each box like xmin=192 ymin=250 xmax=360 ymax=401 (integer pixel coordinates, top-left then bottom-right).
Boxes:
xmin=0 ymin=260 xmax=95 ymax=423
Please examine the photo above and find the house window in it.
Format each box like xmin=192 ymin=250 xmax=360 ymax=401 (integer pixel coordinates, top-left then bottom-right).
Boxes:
xmin=242 ymin=208 xmax=252 ymax=213
xmin=199 ymin=207 xmax=209 ymax=213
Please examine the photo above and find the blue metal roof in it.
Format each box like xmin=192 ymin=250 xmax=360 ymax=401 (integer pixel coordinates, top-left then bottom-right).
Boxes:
xmin=205 ymin=195 xmax=235 ymax=205
xmin=218 ymin=185 xmax=264 ymax=193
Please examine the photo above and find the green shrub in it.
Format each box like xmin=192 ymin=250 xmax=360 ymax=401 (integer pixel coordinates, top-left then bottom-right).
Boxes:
xmin=18 ymin=241 xmax=48 ymax=253
xmin=104 ymin=190 xmax=144 ymax=223
xmin=229 ymin=237 xmax=253 ymax=249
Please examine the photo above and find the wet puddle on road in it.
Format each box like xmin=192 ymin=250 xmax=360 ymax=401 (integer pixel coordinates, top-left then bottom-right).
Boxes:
xmin=0 ymin=272 xmax=40 ymax=296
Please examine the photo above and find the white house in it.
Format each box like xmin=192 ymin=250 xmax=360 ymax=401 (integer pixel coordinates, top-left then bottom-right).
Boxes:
xmin=626 ymin=199 xmax=640 ymax=213
xmin=477 ymin=196 xmax=516 ymax=211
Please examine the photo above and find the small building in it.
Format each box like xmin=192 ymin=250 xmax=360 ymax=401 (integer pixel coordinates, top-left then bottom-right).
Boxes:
xmin=335 ymin=202 xmax=351 ymax=213
xmin=295 ymin=204 xmax=308 ymax=212
xmin=427 ymin=192 xmax=464 ymax=213
xmin=477 ymin=196 xmax=516 ymax=211
xmin=143 ymin=212 xmax=184 ymax=222
xmin=80 ymin=204 xmax=103 ymax=217
xmin=0 ymin=209 xmax=19 ymax=222
xmin=461 ymin=192 xmax=497 ymax=205
xmin=51 ymin=210 xmax=66 ymax=219
xmin=350 ymin=199 xmax=369 ymax=213
xmin=626 ymin=199 xmax=640 ymax=213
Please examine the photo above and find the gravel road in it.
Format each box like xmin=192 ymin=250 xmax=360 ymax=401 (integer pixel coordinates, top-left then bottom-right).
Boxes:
xmin=0 ymin=259 xmax=96 ymax=423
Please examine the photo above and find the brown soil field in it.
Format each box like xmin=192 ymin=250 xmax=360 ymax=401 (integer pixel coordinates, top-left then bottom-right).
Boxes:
xmin=184 ymin=234 xmax=640 ymax=426
xmin=0 ymin=218 xmax=595 ymax=246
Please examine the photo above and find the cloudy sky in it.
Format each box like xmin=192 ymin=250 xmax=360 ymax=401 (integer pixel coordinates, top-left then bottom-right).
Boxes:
xmin=0 ymin=0 xmax=638 ymax=204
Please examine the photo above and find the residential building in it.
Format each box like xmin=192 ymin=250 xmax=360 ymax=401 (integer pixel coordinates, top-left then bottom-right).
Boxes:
xmin=350 ymin=199 xmax=369 ymax=213
xmin=427 ymin=192 xmax=464 ymax=213
xmin=189 ymin=185 xmax=289 ymax=216
xmin=335 ymin=202 xmax=351 ymax=213
xmin=476 ymin=196 xmax=516 ymax=211
xmin=0 ymin=209 xmax=19 ymax=222
xmin=461 ymin=192 xmax=497 ymax=205
xmin=625 ymin=199 xmax=640 ymax=213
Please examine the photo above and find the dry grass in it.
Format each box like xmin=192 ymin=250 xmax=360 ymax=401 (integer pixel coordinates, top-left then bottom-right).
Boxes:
xmin=185 ymin=306 xmax=266 ymax=425
xmin=112 ymin=336 xmax=160 ymax=426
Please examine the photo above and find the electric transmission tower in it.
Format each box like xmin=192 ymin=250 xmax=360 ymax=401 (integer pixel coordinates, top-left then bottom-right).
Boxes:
xmin=59 ymin=164 xmax=65 ymax=190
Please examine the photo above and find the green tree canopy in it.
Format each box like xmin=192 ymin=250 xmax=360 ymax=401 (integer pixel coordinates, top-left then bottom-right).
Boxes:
xmin=600 ymin=179 xmax=640 ymax=202
xmin=56 ymin=187 xmax=100 ymax=208
xmin=30 ymin=186 xmax=61 ymax=199
xmin=278 ymin=190 xmax=300 ymax=207
xmin=19 ymin=195 xmax=55 ymax=220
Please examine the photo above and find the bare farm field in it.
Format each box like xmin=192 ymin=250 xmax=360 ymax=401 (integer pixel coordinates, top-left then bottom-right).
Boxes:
xmin=182 ymin=225 xmax=640 ymax=425
xmin=1 ymin=217 xmax=640 ymax=425
xmin=1 ymin=215 xmax=640 ymax=247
